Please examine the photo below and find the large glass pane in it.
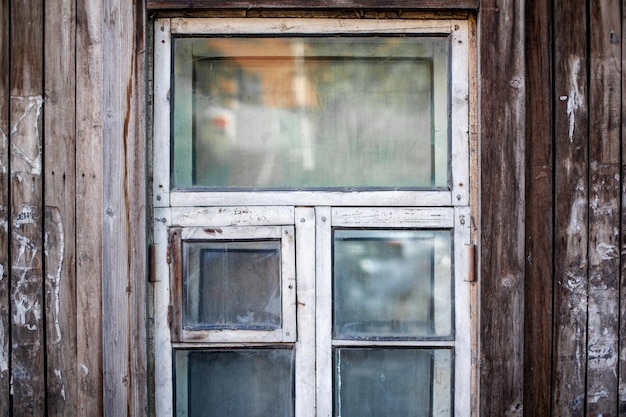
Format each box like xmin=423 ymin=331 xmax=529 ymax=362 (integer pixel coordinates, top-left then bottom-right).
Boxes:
xmin=333 ymin=230 xmax=452 ymax=339
xmin=183 ymin=240 xmax=281 ymax=330
xmin=334 ymin=348 xmax=451 ymax=417
xmin=173 ymin=37 xmax=449 ymax=189
xmin=175 ymin=349 xmax=294 ymax=417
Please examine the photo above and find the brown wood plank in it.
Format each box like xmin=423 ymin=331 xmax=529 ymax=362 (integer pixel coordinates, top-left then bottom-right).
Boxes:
xmin=586 ymin=0 xmax=622 ymax=414
xmin=76 ymin=0 xmax=104 ymax=414
xmin=9 ymin=0 xmax=46 ymax=414
xmin=44 ymin=0 xmax=78 ymax=414
xmin=552 ymin=0 xmax=589 ymax=415
xmin=478 ymin=0 xmax=526 ymax=415
xmin=523 ymin=0 xmax=554 ymax=414
xmin=0 ymin=0 xmax=10 ymax=414
xmin=619 ymin=0 xmax=626 ymax=413
xmin=129 ymin=2 xmax=148 ymax=414
xmin=102 ymin=0 xmax=148 ymax=414
xmin=146 ymin=0 xmax=479 ymax=10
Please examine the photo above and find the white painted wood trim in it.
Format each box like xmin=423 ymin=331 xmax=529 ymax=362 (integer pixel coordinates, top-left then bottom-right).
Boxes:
xmin=171 ymin=18 xmax=455 ymax=35
xmin=450 ymin=21 xmax=471 ymax=206
xmin=170 ymin=190 xmax=452 ymax=207
xmin=170 ymin=206 xmax=295 ymax=226
xmin=331 ymin=207 xmax=454 ymax=227
xmin=331 ymin=340 xmax=455 ymax=347
xmin=454 ymin=206 xmax=472 ymax=416
xmin=153 ymin=19 xmax=171 ymax=208
xmin=152 ymin=207 xmax=173 ymax=417
xmin=294 ymin=208 xmax=316 ymax=417
xmin=315 ymin=207 xmax=332 ymax=417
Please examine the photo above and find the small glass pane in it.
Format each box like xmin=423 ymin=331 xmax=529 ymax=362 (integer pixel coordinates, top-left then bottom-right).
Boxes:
xmin=183 ymin=240 xmax=281 ymax=330
xmin=333 ymin=230 xmax=452 ymax=339
xmin=175 ymin=349 xmax=294 ymax=417
xmin=334 ymin=348 xmax=451 ymax=417
xmin=173 ymin=36 xmax=449 ymax=189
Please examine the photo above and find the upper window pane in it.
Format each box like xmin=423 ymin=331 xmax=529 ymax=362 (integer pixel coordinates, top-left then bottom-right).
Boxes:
xmin=172 ymin=36 xmax=449 ymax=189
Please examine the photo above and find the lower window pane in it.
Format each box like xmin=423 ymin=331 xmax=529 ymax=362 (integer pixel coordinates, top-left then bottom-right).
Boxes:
xmin=175 ymin=348 xmax=294 ymax=417
xmin=334 ymin=348 xmax=451 ymax=417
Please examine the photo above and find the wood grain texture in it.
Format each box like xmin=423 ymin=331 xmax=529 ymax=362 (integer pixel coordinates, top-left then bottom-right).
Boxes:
xmin=586 ymin=0 xmax=621 ymax=414
xmin=478 ymin=0 xmax=526 ymax=415
xmin=552 ymin=0 xmax=589 ymax=415
xmin=621 ymin=0 xmax=626 ymax=413
xmin=76 ymin=0 xmax=104 ymax=414
xmin=9 ymin=0 xmax=45 ymax=414
xmin=44 ymin=0 xmax=78 ymax=414
xmin=0 ymin=0 xmax=10 ymax=414
xmin=146 ymin=0 xmax=479 ymax=10
xmin=102 ymin=0 xmax=148 ymax=414
xmin=523 ymin=0 xmax=554 ymax=415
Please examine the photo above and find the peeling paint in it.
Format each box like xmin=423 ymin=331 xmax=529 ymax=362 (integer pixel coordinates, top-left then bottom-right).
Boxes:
xmin=587 ymin=386 xmax=609 ymax=403
xmin=0 ymin=317 xmax=8 ymax=373
xmin=10 ymin=95 xmax=44 ymax=176
xmin=0 ymin=128 xmax=6 ymax=174
xmin=595 ymin=242 xmax=617 ymax=260
xmin=566 ymin=57 xmax=584 ymax=142
xmin=45 ymin=207 xmax=65 ymax=344
xmin=80 ymin=364 xmax=89 ymax=376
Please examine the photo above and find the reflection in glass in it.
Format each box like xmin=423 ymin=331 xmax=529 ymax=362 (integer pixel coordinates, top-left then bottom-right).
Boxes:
xmin=175 ymin=349 xmax=294 ymax=417
xmin=183 ymin=240 xmax=281 ymax=330
xmin=173 ymin=37 xmax=449 ymax=188
xmin=334 ymin=348 xmax=451 ymax=417
xmin=333 ymin=230 xmax=452 ymax=339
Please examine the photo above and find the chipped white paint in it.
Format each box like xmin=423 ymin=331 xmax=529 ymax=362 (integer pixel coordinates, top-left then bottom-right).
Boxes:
xmin=566 ymin=196 xmax=586 ymax=240
xmin=595 ymin=242 xmax=617 ymax=260
xmin=80 ymin=364 xmax=89 ymax=376
xmin=10 ymin=95 xmax=44 ymax=176
xmin=0 ymin=264 xmax=3 ymax=280
xmin=566 ymin=57 xmax=584 ymax=142
xmin=11 ymin=205 xmax=42 ymax=331
xmin=0 ymin=128 xmax=6 ymax=174
xmin=587 ymin=386 xmax=609 ymax=403
xmin=0 ymin=317 xmax=8 ymax=373
xmin=45 ymin=208 xmax=64 ymax=344
xmin=54 ymin=370 xmax=66 ymax=401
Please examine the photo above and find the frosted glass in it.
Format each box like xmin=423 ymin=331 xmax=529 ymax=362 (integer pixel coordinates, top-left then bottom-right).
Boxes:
xmin=334 ymin=348 xmax=451 ymax=417
xmin=183 ymin=240 xmax=281 ymax=330
xmin=333 ymin=230 xmax=452 ymax=339
xmin=175 ymin=349 xmax=294 ymax=417
xmin=173 ymin=37 xmax=449 ymax=189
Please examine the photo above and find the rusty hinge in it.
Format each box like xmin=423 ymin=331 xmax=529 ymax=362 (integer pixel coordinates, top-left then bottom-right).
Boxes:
xmin=166 ymin=245 xmax=171 ymax=265
xmin=167 ymin=305 xmax=173 ymax=326
xmin=466 ymin=244 xmax=477 ymax=282
xmin=148 ymin=244 xmax=158 ymax=282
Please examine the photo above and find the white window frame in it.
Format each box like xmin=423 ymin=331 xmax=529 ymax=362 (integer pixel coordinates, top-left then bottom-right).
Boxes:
xmin=152 ymin=17 xmax=472 ymax=417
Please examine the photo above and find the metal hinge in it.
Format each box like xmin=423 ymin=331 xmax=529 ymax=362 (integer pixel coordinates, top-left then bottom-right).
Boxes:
xmin=466 ymin=244 xmax=477 ymax=282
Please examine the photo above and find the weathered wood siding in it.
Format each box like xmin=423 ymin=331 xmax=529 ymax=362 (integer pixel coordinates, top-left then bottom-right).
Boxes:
xmin=1 ymin=0 xmax=626 ymax=415
xmin=0 ymin=0 xmax=147 ymax=415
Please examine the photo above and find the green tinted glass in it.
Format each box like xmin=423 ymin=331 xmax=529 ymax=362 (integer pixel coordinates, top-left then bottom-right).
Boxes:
xmin=173 ymin=37 xmax=449 ymax=189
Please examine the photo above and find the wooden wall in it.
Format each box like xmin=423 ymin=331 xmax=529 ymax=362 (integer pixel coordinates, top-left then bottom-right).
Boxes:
xmin=0 ymin=0 xmax=147 ymax=416
xmin=481 ymin=0 xmax=626 ymax=415
xmin=1 ymin=0 xmax=626 ymax=415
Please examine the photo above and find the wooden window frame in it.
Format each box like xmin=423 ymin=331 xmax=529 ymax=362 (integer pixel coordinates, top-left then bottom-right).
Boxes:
xmin=152 ymin=17 xmax=473 ymax=417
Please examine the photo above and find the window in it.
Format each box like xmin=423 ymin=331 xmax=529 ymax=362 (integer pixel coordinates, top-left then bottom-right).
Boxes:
xmin=152 ymin=18 xmax=472 ymax=417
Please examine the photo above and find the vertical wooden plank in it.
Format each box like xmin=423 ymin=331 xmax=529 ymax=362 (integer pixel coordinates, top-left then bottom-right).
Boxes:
xmin=9 ymin=0 xmax=45 ymax=414
xmin=478 ymin=0 xmax=526 ymax=415
xmin=0 ymin=0 xmax=10 ymax=414
xmin=129 ymin=2 xmax=148 ymax=415
xmin=524 ymin=0 xmax=554 ymax=415
xmin=621 ymin=0 xmax=626 ymax=412
xmin=102 ymin=0 xmax=147 ymax=414
xmin=552 ymin=0 xmax=589 ymax=414
xmin=586 ymin=0 xmax=622 ymax=414
xmin=44 ymin=0 xmax=78 ymax=415
xmin=76 ymin=0 xmax=104 ymax=413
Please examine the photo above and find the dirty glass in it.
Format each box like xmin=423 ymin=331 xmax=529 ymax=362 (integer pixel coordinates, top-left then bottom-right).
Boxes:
xmin=183 ymin=240 xmax=281 ymax=330
xmin=333 ymin=229 xmax=452 ymax=339
xmin=175 ymin=348 xmax=294 ymax=417
xmin=333 ymin=348 xmax=451 ymax=417
xmin=172 ymin=36 xmax=449 ymax=189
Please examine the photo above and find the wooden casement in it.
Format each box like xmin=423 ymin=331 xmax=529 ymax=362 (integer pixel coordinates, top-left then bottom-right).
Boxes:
xmin=152 ymin=17 xmax=474 ymax=417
